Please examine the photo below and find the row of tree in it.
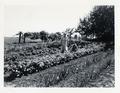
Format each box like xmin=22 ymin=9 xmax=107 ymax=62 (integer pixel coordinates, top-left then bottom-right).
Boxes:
xmin=16 ymin=28 xmax=76 ymax=43
xmin=16 ymin=6 xmax=114 ymax=45
xmin=16 ymin=31 xmax=63 ymax=43
xmin=76 ymin=6 xmax=114 ymax=43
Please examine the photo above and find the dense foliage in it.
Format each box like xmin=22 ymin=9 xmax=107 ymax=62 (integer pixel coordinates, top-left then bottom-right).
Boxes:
xmin=5 ymin=50 xmax=114 ymax=87
xmin=4 ymin=43 xmax=104 ymax=81
xmin=77 ymin=6 xmax=114 ymax=42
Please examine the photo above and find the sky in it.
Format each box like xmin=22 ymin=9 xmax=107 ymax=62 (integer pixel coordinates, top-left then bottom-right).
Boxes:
xmin=4 ymin=0 xmax=96 ymax=37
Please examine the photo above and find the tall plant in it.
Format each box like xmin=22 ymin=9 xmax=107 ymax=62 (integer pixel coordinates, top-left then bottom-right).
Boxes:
xmin=61 ymin=32 xmax=69 ymax=53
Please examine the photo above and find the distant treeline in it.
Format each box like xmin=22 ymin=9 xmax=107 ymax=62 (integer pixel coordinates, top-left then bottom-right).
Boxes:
xmin=17 ymin=6 xmax=114 ymax=44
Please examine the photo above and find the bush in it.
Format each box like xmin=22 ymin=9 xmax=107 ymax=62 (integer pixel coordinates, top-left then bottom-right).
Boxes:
xmin=47 ymin=41 xmax=61 ymax=49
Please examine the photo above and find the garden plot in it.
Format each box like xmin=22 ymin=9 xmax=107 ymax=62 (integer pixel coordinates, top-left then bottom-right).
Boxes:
xmin=4 ymin=50 xmax=114 ymax=87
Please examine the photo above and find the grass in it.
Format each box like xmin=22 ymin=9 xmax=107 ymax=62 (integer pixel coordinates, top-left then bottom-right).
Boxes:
xmin=4 ymin=37 xmax=41 ymax=45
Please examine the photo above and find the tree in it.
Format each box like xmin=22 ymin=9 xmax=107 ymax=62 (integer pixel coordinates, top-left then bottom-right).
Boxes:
xmin=48 ymin=33 xmax=58 ymax=41
xmin=77 ymin=17 xmax=92 ymax=37
xmin=48 ymin=32 xmax=62 ymax=41
xmin=90 ymin=6 xmax=114 ymax=42
xmin=30 ymin=32 xmax=39 ymax=40
xmin=77 ymin=6 xmax=114 ymax=43
xmin=16 ymin=31 xmax=23 ymax=43
xmin=23 ymin=33 xmax=31 ymax=43
xmin=55 ymin=32 xmax=62 ymax=40
xmin=39 ymin=31 xmax=48 ymax=42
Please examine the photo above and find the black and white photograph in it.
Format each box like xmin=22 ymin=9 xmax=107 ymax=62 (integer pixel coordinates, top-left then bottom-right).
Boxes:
xmin=2 ymin=0 xmax=117 ymax=89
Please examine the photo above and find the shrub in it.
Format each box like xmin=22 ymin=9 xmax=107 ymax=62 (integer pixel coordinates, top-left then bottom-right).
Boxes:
xmin=47 ymin=41 xmax=61 ymax=49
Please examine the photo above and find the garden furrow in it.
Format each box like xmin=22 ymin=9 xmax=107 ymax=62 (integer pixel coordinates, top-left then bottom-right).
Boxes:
xmin=4 ymin=46 xmax=104 ymax=82
xmin=4 ymin=51 xmax=113 ymax=87
xmin=53 ymin=54 xmax=114 ymax=87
